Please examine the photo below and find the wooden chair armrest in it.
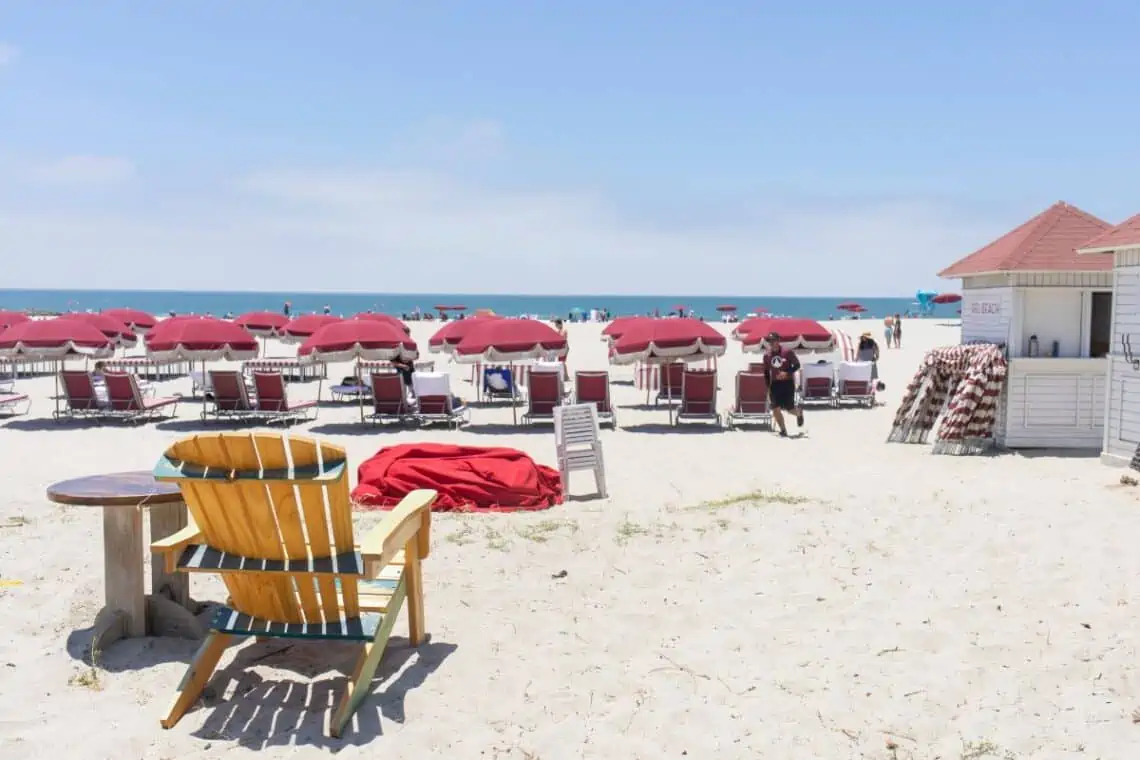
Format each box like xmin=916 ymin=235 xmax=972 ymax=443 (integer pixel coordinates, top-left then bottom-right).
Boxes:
xmin=151 ymin=524 xmax=202 ymax=554
xmin=151 ymin=522 xmax=203 ymax=575
xmin=359 ymin=489 xmax=436 ymax=571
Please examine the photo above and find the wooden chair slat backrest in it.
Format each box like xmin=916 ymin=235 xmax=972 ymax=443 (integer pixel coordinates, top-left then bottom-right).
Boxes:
xmin=157 ymin=432 xmax=357 ymax=624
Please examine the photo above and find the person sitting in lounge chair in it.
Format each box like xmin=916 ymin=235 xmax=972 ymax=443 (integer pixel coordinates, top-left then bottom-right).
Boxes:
xmin=857 ymin=331 xmax=880 ymax=379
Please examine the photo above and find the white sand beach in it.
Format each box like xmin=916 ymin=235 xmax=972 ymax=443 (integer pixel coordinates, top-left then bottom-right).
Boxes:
xmin=2 ymin=318 xmax=1137 ymax=760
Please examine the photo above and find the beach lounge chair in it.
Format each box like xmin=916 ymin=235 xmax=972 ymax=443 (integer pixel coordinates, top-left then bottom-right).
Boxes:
xmin=367 ymin=372 xmax=414 ymax=424
xmin=800 ymin=362 xmax=836 ymax=407
xmin=0 ymin=391 xmax=29 ymax=416
xmin=726 ymin=372 xmax=772 ymax=430
xmin=523 ymin=369 xmax=563 ymax=425
xmin=655 ymin=362 xmax=685 ymax=405
xmin=412 ymin=372 xmax=469 ymax=428
xmin=747 ymin=362 xmax=766 ymax=375
xmin=57 ymin=371 xmax=105 ymax=419
xmin=482 ymin=366 xmax=516 ymax=401
xmin=150 ymin=432 xmax=437 ymax=737
xmin=573 ymin=371 xmax=616 ymax=428
xmin=675 ymin=369 xmax=720 ymax=426
xmin=104 ymin=371 xmax=180 ymax=422
xmin=252 ymin=371 xmax=318 ymax=424
xmin=837 ymin=361 xmax=876 ymax=407
xmin=204 ymin=370 xmax=256 ymax=421
xmin=554 ymin=404 xmax=607 ymax=499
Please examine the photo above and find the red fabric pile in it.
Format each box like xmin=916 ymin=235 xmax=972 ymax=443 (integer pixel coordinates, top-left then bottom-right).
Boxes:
xmin=352 ymin=443 xmax=563 ymax=512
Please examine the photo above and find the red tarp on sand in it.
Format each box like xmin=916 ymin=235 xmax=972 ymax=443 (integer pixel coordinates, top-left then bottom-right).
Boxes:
xmin=352 ymin=443 xmax=563 ymax=512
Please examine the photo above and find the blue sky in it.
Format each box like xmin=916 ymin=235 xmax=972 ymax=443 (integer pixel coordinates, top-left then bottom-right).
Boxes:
xmin=2 ymin=1 xmax=1139 ymax=295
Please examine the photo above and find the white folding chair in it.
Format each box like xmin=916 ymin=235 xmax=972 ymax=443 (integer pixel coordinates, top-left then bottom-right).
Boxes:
xmin=553 ymin=403 xmax=607 ymax=500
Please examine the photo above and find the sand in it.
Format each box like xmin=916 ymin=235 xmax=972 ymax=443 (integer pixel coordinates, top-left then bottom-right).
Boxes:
xmin=1 ymin=317 xmax=1137 ymax=760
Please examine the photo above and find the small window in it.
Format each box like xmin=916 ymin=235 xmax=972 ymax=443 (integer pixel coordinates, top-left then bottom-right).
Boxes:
xmin=1090 ymin=291 xmax=1112 ymax=358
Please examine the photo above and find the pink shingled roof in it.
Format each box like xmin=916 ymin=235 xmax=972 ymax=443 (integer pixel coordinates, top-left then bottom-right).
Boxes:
xmin=1076 ymin=211 xmax=1140 ymax=254
xmin=939 ymin=201 xmax=1113 ymax=278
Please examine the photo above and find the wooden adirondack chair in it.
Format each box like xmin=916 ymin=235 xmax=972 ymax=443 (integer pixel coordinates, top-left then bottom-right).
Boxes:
xmin=150 ymin=432 xmax=436 ymax=737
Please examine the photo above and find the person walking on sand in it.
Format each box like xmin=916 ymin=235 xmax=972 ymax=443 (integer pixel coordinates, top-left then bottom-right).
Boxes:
xmin=761 ymin=331 xmax=803 ymax=437
xmin=892 ymin=313 xmax=903 ymax=348
xmin=883 ymin=315 xmax=894 ymax=348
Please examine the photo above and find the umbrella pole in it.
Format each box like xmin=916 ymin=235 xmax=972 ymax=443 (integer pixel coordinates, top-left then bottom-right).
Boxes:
xmin=357 ymin=360 xmax=366 ymax=423
xmin=54 ymin=359 xmax=60 ymax=418
xmin=511 ymin=361 xmax=518 ymax=425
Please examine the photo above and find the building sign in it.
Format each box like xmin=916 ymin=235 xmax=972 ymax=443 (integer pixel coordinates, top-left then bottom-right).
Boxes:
xmin=969 ymin=299 xmax=1004 ymax=316
xmin=961 ymin=289 xmax=1011 ymax=344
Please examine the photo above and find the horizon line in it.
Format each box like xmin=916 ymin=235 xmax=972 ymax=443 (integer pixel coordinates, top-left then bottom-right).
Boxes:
xmin=0 ymin=287 xmax=939 ymax=299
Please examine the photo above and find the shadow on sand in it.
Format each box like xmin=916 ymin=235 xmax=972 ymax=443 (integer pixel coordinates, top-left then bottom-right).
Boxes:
xmin=190 ymin=637 xmax=457 ymax=749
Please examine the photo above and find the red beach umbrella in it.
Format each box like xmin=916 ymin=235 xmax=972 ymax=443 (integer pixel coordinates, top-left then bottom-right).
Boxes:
xmin=932 ymin=293 xmax=962 ymax=305
xmin=609 ymin=318 xmax=726 ymax=365
xmin=738 ymin=317 xmax=835 ymax=353
xmin=836 ymin=302 xmax=864 ymax=312
xmin=601 ymin=316 xmax=652 ymax=342
xmin=234 ymin=311 xmax=290 ymax=337
xmin=145 ymin=317 xmax=259 ymax=361
xmin=62 ymin=313 xmax=137 ymax=347
xmin=351 ymin=312 xmax=411 ymax=334
xmin=0 ymin=311 xmax=31 ymax=329
xmin=452 ymin=318 xmax=567 ymax=363
xmin=671 ymin=304 xmax=687 ymax=312
xmin=428 ymin=314 xmax=499 ymax=353
xmin=752 ymin=306 xmax=770 ymax=314
xmin=280 ymin=314 xmax=343 ymax=343
xmin=0 ymin=317 xmax=115 ymax=358
xmin=715 ymin=305 xmax=737 ymax=312
xmin=299 ymin=320 xmax=418 ymax=363
xmin=102 ymin=307 xmax=157 ymax=333
xmin=434 ymin=305 xmax=467 ymax=311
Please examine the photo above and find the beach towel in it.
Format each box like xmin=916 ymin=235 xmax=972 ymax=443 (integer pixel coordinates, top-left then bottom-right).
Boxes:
xmin=352 ymin=443 xmax=563 ymax=512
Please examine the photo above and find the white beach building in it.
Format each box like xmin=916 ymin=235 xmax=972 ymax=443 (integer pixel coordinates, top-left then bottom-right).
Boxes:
xmin=1076 ymin=213 xmax=1140 ymax=466
xmin=938 ymin=201 xmax=1114 ymax=449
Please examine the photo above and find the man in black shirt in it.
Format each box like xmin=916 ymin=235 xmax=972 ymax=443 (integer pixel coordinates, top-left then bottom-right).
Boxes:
xmin=761 ymin=331 xmax=804 ymax=437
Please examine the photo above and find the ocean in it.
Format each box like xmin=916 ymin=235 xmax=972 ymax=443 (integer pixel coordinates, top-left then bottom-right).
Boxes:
xmin=0 ymin=289 xmax=956 ymax=321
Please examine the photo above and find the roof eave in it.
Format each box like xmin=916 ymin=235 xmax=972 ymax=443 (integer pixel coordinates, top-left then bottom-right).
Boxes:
xmin=941 ymin=266 xmax=1111 ymax=279
xmin=1077 ymin=244 xmax=1140 ymax=255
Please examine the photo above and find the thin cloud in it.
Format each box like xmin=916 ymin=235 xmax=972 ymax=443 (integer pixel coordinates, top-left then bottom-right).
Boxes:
xmin=30 ymin=155 xmax=136 ymax=185
xmin=390 ymin=119 xmax=508 ymax=166
xmin=0 ymin=43 xmax=18 ymax=67
xmin=0 ymin=166 xmax=1002 ymax=294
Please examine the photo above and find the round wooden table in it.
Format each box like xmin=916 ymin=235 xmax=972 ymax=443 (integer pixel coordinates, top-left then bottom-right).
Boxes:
xmin=47 ymin=471 xmax=203 ymax=649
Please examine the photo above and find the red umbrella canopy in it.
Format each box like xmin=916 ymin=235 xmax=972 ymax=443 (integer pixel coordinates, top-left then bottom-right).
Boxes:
xmin=281 ymin=314 xmax=343 ymax=342
xmin=932 ymin=293 xmax=962 ymax=304
xmin=752 ymin=306 xmax=770 ymax=314
xmin=434 ymin=305 xmax=466 ymax=311
xmin=351 ymin=312 xmax=411 ymax=334
xmin=601 ymin=315 xmax=652 ymax=341
xmin=102 ymin=307 xmax=157 ymax=332
xmin=428 ymin=314 xmax=499 ymax=353
xmin=146 ymin=317 xmax=259 ymax=361
xmin=738 ymin=317 xmax=834 ymax=353
xmin=715 ymin=305 xmax=737 ymax=312
xmin=452 ymin=318 xmax=567 ymax=362
xmin=234 ymin=311 xmax=290 ymax=336
xmin=671 ymin=304 xmax=687 ymax=312
xmin=299 ymin=320 xmax=418 ymax=363
xmin=0 ymin=310 xmax=30 ymax=329
xmin=610 ymin=318 xmax=726 ymax=365
xmin=836 ymin=302 xmax=864 ymax=312
xmin=62 ymin=313 xmax=137 ymax=346
xmin=0 ymin=317 xmax=115 ymax=358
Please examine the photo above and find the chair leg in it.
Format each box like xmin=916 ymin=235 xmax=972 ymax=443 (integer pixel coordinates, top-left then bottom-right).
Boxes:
xmin=161 ymin=632 xmax=231 ymax=729
xmin=329 ymin=577 xmax=407 ymax=738
xmin=404 ymin=543 xmax=426 ymax=646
